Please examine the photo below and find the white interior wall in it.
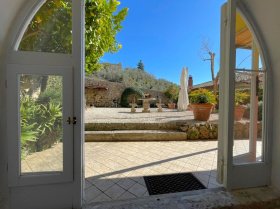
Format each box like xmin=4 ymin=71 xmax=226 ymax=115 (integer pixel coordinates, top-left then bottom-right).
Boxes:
xmin=0 ymin=1 xmax=26 ymax=208
xmin=0 ymin=0 xmax=25 ymax=56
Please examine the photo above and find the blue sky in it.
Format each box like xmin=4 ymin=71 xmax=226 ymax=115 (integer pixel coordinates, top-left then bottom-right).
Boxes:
xmin=102 ymin=0 xmax=231 ymax=85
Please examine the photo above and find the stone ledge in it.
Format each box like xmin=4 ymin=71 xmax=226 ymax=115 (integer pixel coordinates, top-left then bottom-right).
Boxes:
xmin=85 ymin=130 xmax=187 ymax=142
xmin=180 ymin=121 xmax=262 ymax=140
xmin=85 ymin=122 xmax=186 ymax=131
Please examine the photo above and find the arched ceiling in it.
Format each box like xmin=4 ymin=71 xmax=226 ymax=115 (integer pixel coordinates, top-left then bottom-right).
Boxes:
xmin=0 ymin=0 xmax=26 ymax=56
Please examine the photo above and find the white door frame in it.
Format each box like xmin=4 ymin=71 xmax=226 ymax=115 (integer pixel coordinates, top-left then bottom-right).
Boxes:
xmin=4 ymin=0 xmax=84 ymax=208
xmin=218 ymin=0 xmax=272 ymax=190
xmin=7 ymin=64 xmax=74 ymax=187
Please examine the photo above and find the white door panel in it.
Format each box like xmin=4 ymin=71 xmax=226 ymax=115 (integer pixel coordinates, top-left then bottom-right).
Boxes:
xmin=6 ymin=0 xmax=84 ymax=208
xmin=218 ymin=0 xmax=271 ymax=189
xmin=7 ymin=64 xmax=74 ymax=187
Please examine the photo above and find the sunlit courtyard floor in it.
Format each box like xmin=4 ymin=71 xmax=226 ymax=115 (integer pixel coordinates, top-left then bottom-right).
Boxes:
xmin=84 ymin=141 xmax=220 ymax=204
xmin=21 ymin=140 xmax=263 ymax=204
xmin=84 ymin=140 xmax=262 ymax=204
xmin=85 ymin=107 xmax=219 ymax=123
xmin=21 ymin=108 xmax=262 ymax=204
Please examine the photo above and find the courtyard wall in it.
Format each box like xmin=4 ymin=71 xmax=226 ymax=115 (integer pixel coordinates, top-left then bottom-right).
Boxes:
xmin=85 ymin=78 xmax=169 ymax=107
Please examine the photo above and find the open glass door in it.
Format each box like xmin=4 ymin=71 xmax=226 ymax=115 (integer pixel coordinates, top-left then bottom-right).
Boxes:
xmin=6 ymin=1 xmax=84 ymax=209
xmin=217 ymin=0 xmax=271 ymax=189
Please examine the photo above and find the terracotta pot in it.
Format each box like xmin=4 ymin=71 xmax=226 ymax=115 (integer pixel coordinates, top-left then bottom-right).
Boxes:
xmin=168 ymin=103 xmax=176 ymax=109
xmin=191 ymin=103 xmax=213 ymax=121
xmin=234 ymin=105 xmax=246 ymax=121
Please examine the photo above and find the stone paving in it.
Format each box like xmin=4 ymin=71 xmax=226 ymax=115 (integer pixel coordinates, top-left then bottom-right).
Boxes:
xmin=84 ymin=141 xmax=220 ymax=205
xmin=21 ymin=143 xmax=62 ymax=173
xmin=21 ymin=140 xmax=263 ymax=205
xmin=85 ymin=108 xmax=219 ymax=123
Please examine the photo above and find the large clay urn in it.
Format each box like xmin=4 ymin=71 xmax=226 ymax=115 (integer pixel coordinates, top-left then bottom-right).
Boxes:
xmin=191 ymin=103 xmax=213 ymax=121
xmin=234 ymin=105 xmax=246 ymax=121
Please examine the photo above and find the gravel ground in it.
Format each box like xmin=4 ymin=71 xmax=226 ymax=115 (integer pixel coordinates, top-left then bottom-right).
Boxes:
xmin=85 ymin=108 xmax=219 ymax=123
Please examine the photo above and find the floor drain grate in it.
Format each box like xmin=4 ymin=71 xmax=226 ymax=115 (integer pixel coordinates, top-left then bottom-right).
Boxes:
xmin=144 ymin=173 xmax=206 ymax=195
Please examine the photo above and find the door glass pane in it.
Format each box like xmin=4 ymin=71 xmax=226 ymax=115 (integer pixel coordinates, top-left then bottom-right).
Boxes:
xmin=20 ymin=75 xmax=63 ymax=174
xmin=232 ymin=71 xmax=264 ymax=164
xmin=232 ymin=12 xmax=265 ymax=164
xmin=18 ymin=0 xmax=72 ymax=54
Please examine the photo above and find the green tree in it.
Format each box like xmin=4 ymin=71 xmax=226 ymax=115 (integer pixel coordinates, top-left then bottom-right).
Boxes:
xmin=19 ymin=0 xmax=128 ymax=73
xmin=85 ymin=0 xmax=128 ymax=73
xmin=137 ymin=60 xmax=145 ymax=71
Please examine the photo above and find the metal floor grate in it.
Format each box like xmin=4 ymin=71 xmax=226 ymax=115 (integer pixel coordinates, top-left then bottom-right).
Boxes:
xmin=144 ymin=173 xmax=206 ymax=195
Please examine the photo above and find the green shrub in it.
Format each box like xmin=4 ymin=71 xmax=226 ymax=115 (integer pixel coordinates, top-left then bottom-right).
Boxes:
xmin=120 ymin=87 xmax=144 ymax=107
xmin=164 ymin=84 xmax=179 ymax=103
xmin=189 ymin=88 xmax=216 ymax=104
xmin=235 ymin=90 xmax=250 ymax=105
xmin=20 ymin=95 xmax=62 ymax=157
xmin=37 ymin=76 xmax=62 ymax=105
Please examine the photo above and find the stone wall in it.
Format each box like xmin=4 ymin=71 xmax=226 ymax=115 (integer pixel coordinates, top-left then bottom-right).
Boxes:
xmin=85 ymin=78 xmax=170 ymax=107
xmin=180 ymin=121 xmax=262 ymax=140
xmin=85 ymin=80 xmax=126 ymax=107
xmin=144 ymin=89 xmax=170 ymax=106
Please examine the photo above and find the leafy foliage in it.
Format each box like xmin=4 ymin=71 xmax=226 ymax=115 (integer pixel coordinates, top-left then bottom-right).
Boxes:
xmin=19 ymin=0 xmax=128 ymax=73
xmin=92 ymin=64 xmax=176 ymax=92
xmin=93 ymin=63 xmax=123 ymax=82
xmin=137 ymin=60 xmax=145 ymax=71
xmin=189 ymin=88 xmax=216 ymax=104
xmin=120 ymin=87 xmax=144 ymax=107
xmin=235 ymin=90 xmax=250 ymax=105
xmin=19 ymin=0 xmax=72 ymax=53
xmin=85 ymin=0 xmax=128 ymax=73
xmin=20 ymin=95 xmax=62 ymax=157
xmin=38 ymin=76 xmax=63 ymax=105
xmin=164 ymin=84 xmax=179 ymax=103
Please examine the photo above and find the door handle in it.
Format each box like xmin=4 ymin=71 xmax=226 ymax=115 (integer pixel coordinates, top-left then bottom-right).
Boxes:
xmin=73 ymin=117 xmax=77 ymax=125
xmin=67 ymin=117 xmax=77 ymax=125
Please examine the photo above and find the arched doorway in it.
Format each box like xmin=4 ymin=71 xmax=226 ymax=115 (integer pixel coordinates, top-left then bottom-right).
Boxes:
xmin=3 ymin=0 xmax=272 ymax=208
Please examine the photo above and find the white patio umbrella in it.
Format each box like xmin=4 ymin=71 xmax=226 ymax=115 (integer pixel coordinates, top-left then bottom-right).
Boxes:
xmin=177 ymin=67 xmax=189 ymax=111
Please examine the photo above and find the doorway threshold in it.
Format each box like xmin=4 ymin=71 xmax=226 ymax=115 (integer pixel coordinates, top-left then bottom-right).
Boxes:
xmin=83 ymin=187 xmax=280 ymax=209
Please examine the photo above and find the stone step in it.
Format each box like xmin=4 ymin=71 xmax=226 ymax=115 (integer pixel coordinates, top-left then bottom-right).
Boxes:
xmin=85 ymin=122 xmax=186 ymax=131
xmin=85 ymin=130 xmax=187 ymax=142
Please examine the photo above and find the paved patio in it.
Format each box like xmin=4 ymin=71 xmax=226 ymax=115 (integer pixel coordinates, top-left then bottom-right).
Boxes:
xmin=84 ymin=141 xmax=220 ymax=204
xmin=85 ymin=108 xmax=219 ymax=123
xmin=21 ymin=140 xmax=262 ymax=204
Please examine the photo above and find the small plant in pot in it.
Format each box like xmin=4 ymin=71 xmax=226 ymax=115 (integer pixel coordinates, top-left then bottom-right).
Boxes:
xmin=189 ymin=88 xmax=216 ymax=121
xmin=234 ymin=90 xmax=250 ymax=121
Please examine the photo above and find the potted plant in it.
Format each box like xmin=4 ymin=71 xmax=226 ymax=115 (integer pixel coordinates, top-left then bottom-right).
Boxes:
xmin=189 ymin=88 xmax=216 ymax=121
xmin=167 ymin=100 xmax=176 ymax=109
xmin=235 ymin=90 xmax=250 ymax=121
xmin=164 ymin=84 xmax=179 ymax=109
